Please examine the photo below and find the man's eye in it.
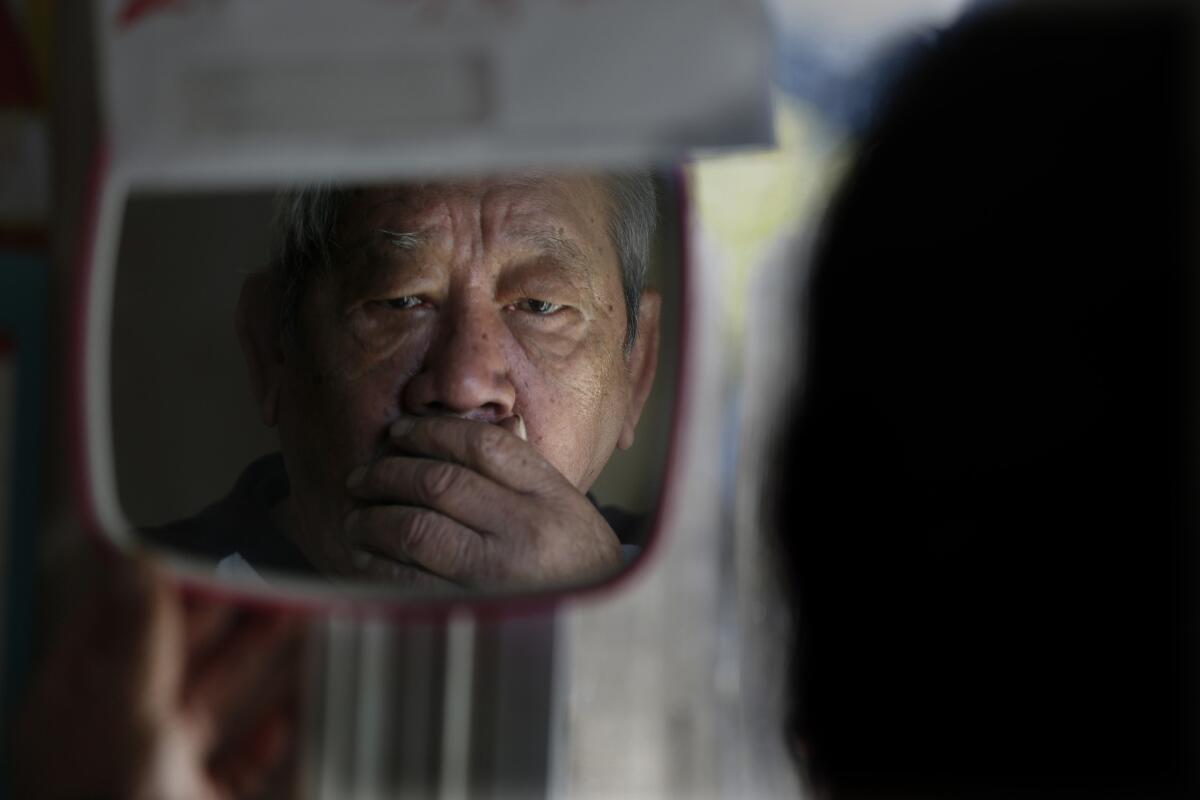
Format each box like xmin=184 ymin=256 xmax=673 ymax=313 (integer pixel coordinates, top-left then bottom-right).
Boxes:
xmin=514 ymin=299 xmax=565 ymax=315
xmin=380 ymin=296 xmax=424 ymax=310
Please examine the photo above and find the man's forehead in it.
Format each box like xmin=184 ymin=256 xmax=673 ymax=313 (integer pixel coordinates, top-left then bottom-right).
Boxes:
xmin=346 ymin=175 xmax=608 ymax=233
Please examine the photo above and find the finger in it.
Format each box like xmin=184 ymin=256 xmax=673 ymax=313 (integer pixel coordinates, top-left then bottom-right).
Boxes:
xmin=385 ymin=416 xmax=562 ymax=493
xmin=210 ymin=643 xmax=300 ymax=755
xmin=182 ymin=597 xmax=238 ymax=658
xmin=13 ymin=554 xmax=188 ymax=800
xmin=216 ymin=709 xmax=292 ymax=800
xmin=347 ymin=455 xmax=535 ymax=535
xmin=209 ymin=674 xmax=300 ymax=799
xmin=345 ymin=547 xmax=464 ymax=590
xmin=345 ymin=504 xmax=497 ymax=586
xmin=75 ymin=554 xmax=181 ymax=681
xmin=192 ymin=625 xmax=303 ymax=794
xmin=183 ymin=612 xmax=303 ymax=748
xmin=135 ymin=561 xmax=189 ymax=716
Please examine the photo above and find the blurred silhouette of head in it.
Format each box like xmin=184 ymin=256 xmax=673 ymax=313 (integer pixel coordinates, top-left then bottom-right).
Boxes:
xmin=776 ymin=2 xmax=1197 ymax=797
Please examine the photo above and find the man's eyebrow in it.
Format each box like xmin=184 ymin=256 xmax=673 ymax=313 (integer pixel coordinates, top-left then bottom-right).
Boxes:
xmin=376 ymin=228 xmax=426 ymax=250
xmin=517 ymin=229 xmax=588 ymax=268
xmin=342 ymin=228 xmax=429 ymax=255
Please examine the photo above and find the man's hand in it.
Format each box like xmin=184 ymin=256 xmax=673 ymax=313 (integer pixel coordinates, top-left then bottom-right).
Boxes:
xmin=13 ymin=554 xmax=305 ymax=800
xmin=343 ymin=416 xmax=623 ymax=588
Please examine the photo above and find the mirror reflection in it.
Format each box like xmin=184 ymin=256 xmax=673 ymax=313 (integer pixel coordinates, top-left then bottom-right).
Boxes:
xmin=111 ymin=172 xmax=679 ymax=595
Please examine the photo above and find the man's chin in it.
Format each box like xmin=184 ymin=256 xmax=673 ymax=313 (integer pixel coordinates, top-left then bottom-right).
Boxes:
xmin=342 ymin=547 xmax=462 ymax=591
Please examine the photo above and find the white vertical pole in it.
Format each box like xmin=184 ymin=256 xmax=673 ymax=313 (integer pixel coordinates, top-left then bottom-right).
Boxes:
xmin=353 ymin=618 xmax=392 ymax=799
xmin=317 ymin=616 xmax=359 ymax=800
xmin=438 ymin=611 xmax=476 ymax=800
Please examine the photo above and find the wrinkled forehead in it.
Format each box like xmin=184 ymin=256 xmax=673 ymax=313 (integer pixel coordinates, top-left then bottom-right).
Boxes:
xmin=337 ymin=174 xmax=613 ymax=248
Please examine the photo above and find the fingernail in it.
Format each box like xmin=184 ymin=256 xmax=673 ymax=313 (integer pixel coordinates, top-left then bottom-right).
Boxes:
xmin=346 ymin=465 xmax=367 ymax=488
xmin=391 ymin=417 xmax=415 ymax=437
xmin=500 ymin=414 xmax=527 ymax=441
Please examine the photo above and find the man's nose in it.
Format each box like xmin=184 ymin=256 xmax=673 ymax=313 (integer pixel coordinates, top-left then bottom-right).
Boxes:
xmin=402 ymin=300 xmax=517 ymax=421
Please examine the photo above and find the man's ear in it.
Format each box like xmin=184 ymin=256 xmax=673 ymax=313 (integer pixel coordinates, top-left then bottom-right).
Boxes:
xmin=236 ymin=273 xmax=284 ymax=428
xmin=618 ymin=289 xmax=662 ymax=450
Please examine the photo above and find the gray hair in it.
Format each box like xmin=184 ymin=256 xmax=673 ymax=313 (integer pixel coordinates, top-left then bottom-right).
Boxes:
xmin=269 ymin=175 xmax=657 ymax=351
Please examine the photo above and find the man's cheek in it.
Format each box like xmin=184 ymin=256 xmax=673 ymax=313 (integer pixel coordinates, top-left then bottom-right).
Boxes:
xmin=510 ymin=322 xmax=593 ymax=366
xmin=518 ymin=373 xmax=616 ymax=486
xmin=338 ymin=322 xmax=432 ymax=383
xmin=322 ymin=366 xmax=422 ymax=463
xmin=516 ymin=323 xmax=625 ymax=392
xmin=516 ymin=325 xmax=627 ymax=405
xmin=286 ymin=357 xmax=413 ymax=471
xmin=304 ymin=329 xmax=424 ymax=429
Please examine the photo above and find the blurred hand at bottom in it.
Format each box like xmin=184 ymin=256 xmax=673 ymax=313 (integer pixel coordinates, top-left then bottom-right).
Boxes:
xmin=11 ymin=554 xmax=305 ymax=800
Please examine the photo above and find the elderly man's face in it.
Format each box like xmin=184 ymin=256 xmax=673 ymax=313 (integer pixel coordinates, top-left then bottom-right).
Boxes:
xmin=251 ymin=176 xmax=658 ymax=580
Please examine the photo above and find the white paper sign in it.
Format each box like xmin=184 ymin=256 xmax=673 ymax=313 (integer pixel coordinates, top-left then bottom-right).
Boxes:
xmin=96 ymin=0 xmax=773 ymax=187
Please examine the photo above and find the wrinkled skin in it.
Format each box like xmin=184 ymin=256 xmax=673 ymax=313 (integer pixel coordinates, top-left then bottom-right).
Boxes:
xmin=239 ymin=175 xmax=660 ymax=589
